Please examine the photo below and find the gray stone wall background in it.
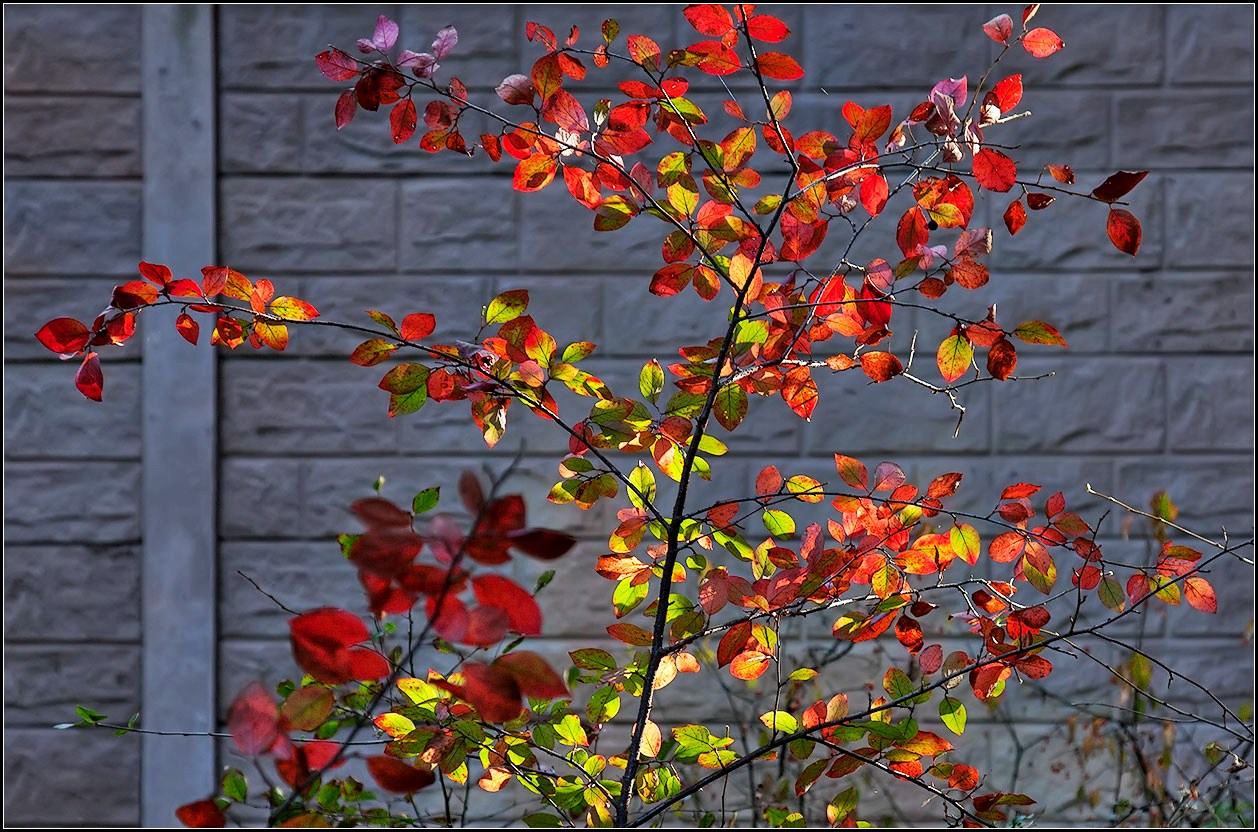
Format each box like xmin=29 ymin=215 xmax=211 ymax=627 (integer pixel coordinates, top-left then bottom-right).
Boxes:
xmin=4 ymin=4 xmax=1253 ymax=826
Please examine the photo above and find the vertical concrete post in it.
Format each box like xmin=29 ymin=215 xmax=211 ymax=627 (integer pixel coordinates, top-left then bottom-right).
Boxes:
xmin=141 ymin=5 xmax=217 ymax=824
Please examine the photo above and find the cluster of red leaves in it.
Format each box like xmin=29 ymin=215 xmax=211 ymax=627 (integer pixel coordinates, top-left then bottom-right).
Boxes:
xmin=37 ymin=261 xmax=317 ymax=401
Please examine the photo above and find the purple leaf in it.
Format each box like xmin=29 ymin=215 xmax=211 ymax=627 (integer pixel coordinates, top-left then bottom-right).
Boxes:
xmin=432 ymin=25 xmax=459 ymax=60
xmin=372 ymin=15 xmax=399 ymax=51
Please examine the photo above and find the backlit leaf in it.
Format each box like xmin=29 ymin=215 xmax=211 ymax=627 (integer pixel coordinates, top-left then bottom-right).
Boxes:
xmin=1106 ymin=208 xmax=1142 ymax=256
xmin=1022 ymin=27 xmax=1064 ymax=58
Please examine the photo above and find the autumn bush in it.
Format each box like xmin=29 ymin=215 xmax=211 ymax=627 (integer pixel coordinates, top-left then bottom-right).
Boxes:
xmin=40 ymin=4 xmax=1254 ymax=828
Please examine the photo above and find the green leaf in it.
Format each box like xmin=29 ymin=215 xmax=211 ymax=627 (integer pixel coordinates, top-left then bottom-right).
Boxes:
xmin=555 ymin=714 xmax=588 ymax=747
xmin=570 ymin=648 xmax=617 ymax=672
xmin=523 ymin=813 xmax=564 ymax=827
xmin=628 ymin=463 xmax=656 ymax=510
xmin=939 ymin=696 xmax=967 ymax=736
xmin=713 ymin=384 xmax=748 ymax=431
xmin=883 ymin=667 xmax=914 ymax=699
xmin=411 ymin=487 xmax=440 ymax=514
xmin=613 ymin=576 xmax=649 ymax=617
xmin=758 ymin=711 xmax=799 ymax=733
xmin=1098 ymin=576 xmax=1125 ymax=612
xmin=485 ymin=289 xmax=529 ymax=324
xmin=75 ymin=706 xmax=106 ymax=725
xmin=762 ymin=509 xmax=796 ymax=539
xmin=586 ymin=687 xmax=621 ymax=725
xmin=222 ymin=768 xmax=248 ymax=802
xmin=639 ymin=359 xmax=665 ymax=404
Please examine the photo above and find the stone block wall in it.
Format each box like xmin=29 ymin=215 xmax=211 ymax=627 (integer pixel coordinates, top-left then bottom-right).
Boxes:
xmin=4 ymin=4 xmax=1253 ymax=826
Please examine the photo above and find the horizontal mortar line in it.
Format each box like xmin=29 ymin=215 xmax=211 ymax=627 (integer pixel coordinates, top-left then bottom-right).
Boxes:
xmin=4 ymin=175 xmax=142 ymax=184
xmin=4 ymin=358 xmax=144 ymax=367
xmin=6 ymin=456 xmax=144 ymax=464
xmin=4 ymin=89 xmax=140 ymax=100
xmin=4 ymin=638 xmax=142 ymax=647
xmin=217 ymin=171 xmax=510 ymax=181
xmin=3 ymin=538 xmax=144 ymax=547
xmin=213 ymin=448 xmax=1256 ymax=460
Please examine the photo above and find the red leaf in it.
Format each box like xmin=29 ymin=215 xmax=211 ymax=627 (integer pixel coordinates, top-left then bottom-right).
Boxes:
xmin=1002 ymin=483 xmax=1041 ymax=499
xmin=1022 ymin=27 xmax=1064 ymax=58
xmin=1003 ymin=198 xmax=1027 ymax=235
xmin=389 ymin=98 xmax=416 ymax=144
xmin=367 ymin=756 xmax=436 ymax=794
xmin=316 ymin=48 xmax=358 ymax=82
xmin=289 ymin=608 xmax=379 ymax=685
xmin=1106 ymin=208 xmax=1142 ymax=256
xmin=506 ymin=527 xmax=577 ymax=560
xmin=919 ymin=644 xmax=944 ymax=674
xmin=334 ymin=90 xmax=356 ymax=130
xmin=176 ymin=800 xmax=226 ymax=828
xmin=987 ymin=74 xmax=1023 ymax=112
xmin=1092 ymin=170 xmax=1149 ymax=202
xmin=746 ymin=15 xmax=790 ymax=42
xmin=473 ymin=575 xmax=542 ymax=636
xmin=607 ymin=622 xmax=654 ymax=646
xmin=1047 ymin=164 xmax=1075 ymax=184
xmin=513 ymin=154 xmax=558 ymax=192
xmin=688 ymin=40 xmax=741 ymax=75
xmin=75 ymin=352 xmax=104 ymax=401
xmin=730 ymin=650 xmax=772 ymax=680
xmin=756 ymin=52 xmax=804 ymax=81
xmin=950 ymin=764 xmax=980 ymax=791
xmin=458 ymin=470 xmax=486 ymax=512
xmin=987 ymin=338 xmax=1018 ymax=380
xmin=176 ymin=312 xmax=200 ymax=345
xmin=351 ymin=497 xmax=412 ymax=530
xmin=1025 ymin=192 xmax=1054 ymax=210
xmin=400 ymin=313 xmax=435 ymax=341
xmin=541 ymin=88 xmax=588 ymax=134
xmin=896 ymin=207 xmax=929 ymax=257
xmin=859 ymin=174 xmax=889 ymax=217
xmin=973 ymin=148 xmax=1017 ymax=192
xmin=464 ymin=605 xmax=510 ymax=646
xmin=683 ymin=4 xmax=734 ymax=36
xmin=349 ymin=338 xmax=397 ymax=366
xmin=1184 ymin=577 xmax=1217 ymax=614
xmin=227 ymin=681 xmax=279 ymax=756
xmin=983 ymin=14 xmax=1013 ymax=44
xmin=627 ymin=34 xmax=662 ymax=70
xmin=494 ymin=650 xmax=570 ymax=699
xmin=860 ymin=351 xmax=903 ymax=383
xmin=458 ymin=661 xmax=525 ymax=722
xmin=782 ymin=365 xmax=819 ymax=420
xmin=35 ymin=318 xmax=90 ymax=354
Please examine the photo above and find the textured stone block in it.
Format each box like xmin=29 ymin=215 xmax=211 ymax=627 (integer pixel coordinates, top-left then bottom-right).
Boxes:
xmin=1164 ymin=172 xmax=1254 ymax=269
xmin=4 ymin=96 xmax=142 ymax=177
xmin=221 ymin=177 xmax=398 ymax=272
xmin=303 ymin=94 xmax=496 ymax=176
xmin=1000 ymin=5 xmax=1163 ymax=86
xmin=399 ymin=179 xmax=517 ymax=272
xmin=979 ymin=271 xmax=1111 ymax=353
xmin=4 ymin=644 xmax=140 ymax=724
xmin=988 ymin=172 xmax=1163 ymax=271
xmin=1162 ymin=549 xmax=1254 ymax=638
xmin=5 ymin=362 xmax=141 ymax=459
xmin=220 ymin=542 xmax=362 ymax=638
xmin=220 ymin=457 xmax=304 ymax=540
xmin=993 ymin=358 xmax=1165 ymax=452
xmin=801 ymin=5 xmax=987 ymax=90
xmin=285 ymin=274 xmax=489 ymax=356
xmin=1117 ymin=457 xmax=1253 ymax=533
xmin=1116 ymin=92 xmax=1252 ymax=169
xmin=1168 ymin=5 xmax=1255 ymax=84
xmin=5 ymin=278 xmax=140 ymax=360
xmin=802 ymin=364 xmax=991 ymax=456
xmin=219 ymin=5 xmax=517 ymax=91
xmin=3 ymin=5 xmax=141 ymax=94
xmin=218 ymin=93 xmax=305 ymax=174
xmin=519 ymin=183 xmax=668 ymax=273
xmin=3 ymin=728 xmax=139 ymax=825
xmin=4 ymin=461 xmax=141 ymax=543
xmin=1002 ymin=88 xmax=1111 ymax=168
xmin=1111 ymin=272 xmax=1253 ymax=353
xmin=4 ymin=181 xmax=141 ymax=275
xmin=1166 ymin=356 xmax=1253 ymax=452
xmin=5 ymin=544 xmax=141 ymax=641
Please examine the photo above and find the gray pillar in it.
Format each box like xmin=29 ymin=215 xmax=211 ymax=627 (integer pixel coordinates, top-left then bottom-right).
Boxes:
xmin=141 ymin=5 xmax=218 ymax=825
